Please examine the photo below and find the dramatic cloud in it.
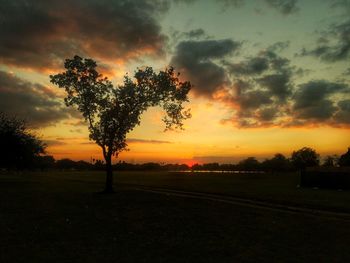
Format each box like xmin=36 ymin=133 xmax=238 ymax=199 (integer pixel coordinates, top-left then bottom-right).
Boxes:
xmin=171 ymin=38 xmax=349 ymax=128
xmin=226 ymin=57 xmax=269 ymax=75
xmin=257 ymin=72 xmax=293 ymax=102
xmin=334 ymin=99 xmax=350 ymax=124
xmin=0 ymin=71 xmax=72 ymax=126
xmin=300 ymin=19 xmax=350 ymax=62
xmin=224 ymin=49 xmax=295 ymax=127
xmin=0 ymin=0 xmax=169 ymax=70
xmin=292 ymin=80 xmax=349 ymax=122
xmin=170 ymin=39 xmax=241 ymax=96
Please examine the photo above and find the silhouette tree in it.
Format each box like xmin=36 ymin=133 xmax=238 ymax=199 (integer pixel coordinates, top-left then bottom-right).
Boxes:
xmin=35 ymin=155 xmax=55 ymax=170
xmin=322 ymin=155 xmax=338 ymax=167
xmin=237 ymin=157 xmax=260 ymax=171
xmin=50 ymin=56 xmax=191 ymax=192
xmin=0 ymin=113 xmax=46 ymax=169
xmin=262 ymin=153 xmax=291 ymax=172
xmin=291 ymin=147 xmax=319 ymax=170
xmin=338 ymin=148 xmax=350 ymax=167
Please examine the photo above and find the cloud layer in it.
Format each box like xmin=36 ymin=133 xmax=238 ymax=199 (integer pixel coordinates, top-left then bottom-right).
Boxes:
xmin=170 ymin=40 xmax=350 ymax=127
xmin=171 ymin=39 xmax=241 ymax=96
xmin=0 ymin=71 xmax=74 ymax=126
xmin=0 ymin=0 xmax=169 ymax=70
xmin=300 ymin=19 xmax=350 ymax=62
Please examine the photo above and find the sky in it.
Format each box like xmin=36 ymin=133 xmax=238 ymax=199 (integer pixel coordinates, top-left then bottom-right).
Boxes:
xmin=0 ymin=0 xmax=349 ymax=164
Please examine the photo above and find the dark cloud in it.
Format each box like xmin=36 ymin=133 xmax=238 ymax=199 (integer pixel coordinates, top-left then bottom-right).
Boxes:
xmin=256 ymin=107 xmax=278 ymax=121
xmin=264 ymin=0 xmax=299 ymax=15
xmin=43 ymin=140 xmax=67 ymax=146
xmin=0 ymin=71 xmax=72 ymax=127
xmin=220 ymin=48 xmax=349 ymax=128
xmin=334 ymin=99 xmax=350 ymax=124
xmin=295 ymin=99 xmax=337 ymax=120
xmin=0 ymin=0 xmax=169 ymax=70
xmin=226 ymin=57 xmax=269 ymax=75
xmin=224 ymin=49 xmax=295 ymax=127
xmin=300 ymin=19 xmax=350 ymax=62
xmin=227 ymin=49 xmax=290 ymax=76
xmin=170 ymin=39 xmax=241 ymax=96
xmin=293 ymin=80 xmax=348 ymax=109
xmin=293 ymin=80 xmax=349 ymax=122
xmin=183 ymin=29 xmax=206 ymax=39
xmin=236 ymin=90 xmax=273 ymax=109
xmin=257 ymin=72 xmax=292 ymax=102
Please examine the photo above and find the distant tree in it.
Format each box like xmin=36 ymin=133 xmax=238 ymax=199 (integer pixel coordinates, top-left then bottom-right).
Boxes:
xmin=220 ymin=163 xmax=237 ymax=171
xmin=35 ymin=155 xmax=55 ymax=170
xmin=191 ymin=163 xmax=202 ymax=171
xmin=0 ymin=113 xmax=46 ymax=169
xmin=322 ymin=155 xmax=338 ymax=167
xmin=50 ymin=56 xmax=191 ymax=192
xmin=94 ymin=159 xmax=105 ymax=170
xmin=262 ymin=153 xmax=291 ymax=172
xmin=338 ymin=148 xmax=350 ymax=167
xmin=237 ymin=157 xmax=260 ymax=171
xmin=139 ymin=162 xmax=161 ymax=170
xmin=202 ymin=162 xmax=220 ymax=171
xmin=75 ymin=160 xmax=92 ymax=170
xmin=56 ymin=158 xmax=77 ymax=170
xmin=291 ymin=147 xmax=319 ymax=170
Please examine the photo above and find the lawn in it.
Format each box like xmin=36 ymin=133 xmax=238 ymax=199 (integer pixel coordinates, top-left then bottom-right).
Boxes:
xmin=27 ymin=170 xmax=350 ymax=212
xmin=1 ymin=171 xmax=350 ymax=262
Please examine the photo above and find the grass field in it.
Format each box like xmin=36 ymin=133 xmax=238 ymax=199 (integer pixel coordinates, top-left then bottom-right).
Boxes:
xmin=1 ymin=171 xmax=350 ymax=262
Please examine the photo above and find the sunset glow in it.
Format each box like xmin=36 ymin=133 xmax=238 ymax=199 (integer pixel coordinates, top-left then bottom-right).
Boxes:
xmin=1 ymin=0 xmax=349 ymax=163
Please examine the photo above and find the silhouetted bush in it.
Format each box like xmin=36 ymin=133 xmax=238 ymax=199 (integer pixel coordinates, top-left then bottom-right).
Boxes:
xmin=261 ymin=153 xmax=292 ymax=172
xmin=56 ymin=158 xmax=77 ymax=170
xmin=237 ymin=157 xmax=260 ymax=171
xmin=0 ymin=113 xmax=46 ymax=170
xmin=34 ymin=155 xmax=55 ymax=170
xmin=291 ymin=147 xmax=319 ymax=170
xmin=339 ymin=148 xmax=350 ymax=167
xmin=322 ymin=155 xmax=339 ymax=167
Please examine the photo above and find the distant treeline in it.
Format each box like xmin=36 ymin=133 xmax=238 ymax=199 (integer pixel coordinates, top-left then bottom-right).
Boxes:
xmin=3 ymin=147 xmax=349 ymax=172
xmin=1 ymin=112 xmax=350 ymax=172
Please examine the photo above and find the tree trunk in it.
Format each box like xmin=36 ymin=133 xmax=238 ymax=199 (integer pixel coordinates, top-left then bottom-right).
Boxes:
xmin=104 ymin=155 xmax=114 ymax=193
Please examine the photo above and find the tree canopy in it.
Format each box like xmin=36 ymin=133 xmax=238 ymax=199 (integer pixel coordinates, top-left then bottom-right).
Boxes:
xmin=50 ymin=56 xmax=192 ymax=192
xmin=339 ymin=148 xmax=350 ymax=167
xmin=0 ymin=113 xmax=46 ymax=169
xmin=291 ymin=147 xmax=319 ymax=170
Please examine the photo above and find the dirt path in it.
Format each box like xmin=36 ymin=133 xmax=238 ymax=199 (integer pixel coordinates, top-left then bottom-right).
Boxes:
xmin=127 ymin=184 xmax=350 ymax=221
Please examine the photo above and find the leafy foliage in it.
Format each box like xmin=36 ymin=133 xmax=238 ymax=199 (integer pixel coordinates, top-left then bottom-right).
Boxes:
xmin=50 ymin=56 xmax=192 ymax=161
xmin=291 ymin=147 xmax=319 ymax=170
xmin=339 ymin=148 xmax=350 ymax=167
xmin=0 ymin=113 xmax=46 ymax=169
xmin=322 ymin=155 xmax=338 ymax=167
xmin=262 ymin=153 xmax=291 ymax=171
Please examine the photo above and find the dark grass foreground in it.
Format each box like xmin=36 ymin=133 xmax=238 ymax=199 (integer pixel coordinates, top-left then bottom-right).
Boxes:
xmin=1 ymin=172 xmax=350 ymax=262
